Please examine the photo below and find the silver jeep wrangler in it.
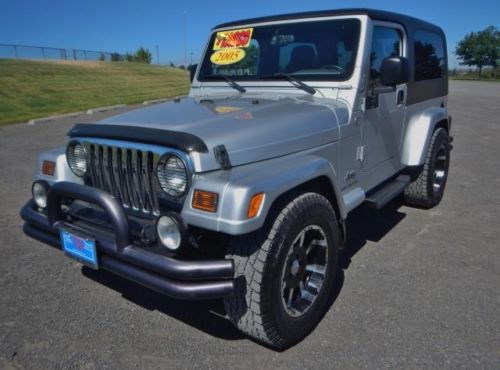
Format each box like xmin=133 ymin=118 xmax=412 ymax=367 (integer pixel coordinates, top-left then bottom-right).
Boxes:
xmin=21 ymin=9 xmax=452 ymax=348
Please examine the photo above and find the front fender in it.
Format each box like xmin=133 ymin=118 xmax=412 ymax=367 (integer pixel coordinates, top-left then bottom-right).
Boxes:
xmin=401 ymin=107 xmax=449 ymax=166
xmin=34 ymin=147 xmax=83 ymax=185
xmin=181 ymin=153 xmax=345 ymax=235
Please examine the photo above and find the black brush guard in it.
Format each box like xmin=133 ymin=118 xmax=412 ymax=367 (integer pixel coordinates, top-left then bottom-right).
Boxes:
xmin=21 ymin=182 xmax=234 ymax=300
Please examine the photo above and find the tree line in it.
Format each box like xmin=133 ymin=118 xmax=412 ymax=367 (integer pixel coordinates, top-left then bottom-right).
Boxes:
xmin=455 ymin=25 xmax=499 ymax=78
xmin=104 ymin=47 xmax=192 ymax=70
xmin=105 ymin=47 xmax=153 ymax=63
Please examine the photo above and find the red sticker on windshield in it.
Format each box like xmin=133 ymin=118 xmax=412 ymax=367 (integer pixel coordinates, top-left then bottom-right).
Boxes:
xmin=213 ymin=28 xmax=253 ymax=50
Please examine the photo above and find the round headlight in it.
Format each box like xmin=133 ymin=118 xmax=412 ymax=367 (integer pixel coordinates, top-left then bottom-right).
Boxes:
xmin=156 ymin=216 xmax=182 ymax=250
xmin=66 ymin=141 xmax=87 ymax=177
xmin=157 ymin=154 xmax=188 ymax=197
xmin=32 ymin=181 xmax=49 ymax=209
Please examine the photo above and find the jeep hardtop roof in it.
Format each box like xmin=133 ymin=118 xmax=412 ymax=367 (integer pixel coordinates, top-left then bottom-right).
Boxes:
xmin=213 ymin=8 xmax=444 ymax=36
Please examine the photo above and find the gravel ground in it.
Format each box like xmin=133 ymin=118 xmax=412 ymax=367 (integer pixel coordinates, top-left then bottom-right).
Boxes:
xmin=0 ymin=81 xmax=499 ymax=369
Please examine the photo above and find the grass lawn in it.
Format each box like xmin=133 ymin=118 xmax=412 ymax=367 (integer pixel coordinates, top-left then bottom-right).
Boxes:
xmin=0 ymin=59 xmax=190 ymax=125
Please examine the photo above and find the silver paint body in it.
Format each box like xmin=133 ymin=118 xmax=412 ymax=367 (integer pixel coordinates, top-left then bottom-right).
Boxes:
xmin=34 ymin=14 xmax=449 ymax=235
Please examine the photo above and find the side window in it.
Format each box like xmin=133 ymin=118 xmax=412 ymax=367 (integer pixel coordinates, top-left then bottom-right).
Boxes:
xmin=414 ymin=30 xmax=445 ymax=81
xmin=369 ymin=26 xmax=403 ymax=87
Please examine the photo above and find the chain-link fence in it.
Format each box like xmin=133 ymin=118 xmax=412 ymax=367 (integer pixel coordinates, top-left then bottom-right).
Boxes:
xmin=0 ymin=44 xmax=126 ymax=62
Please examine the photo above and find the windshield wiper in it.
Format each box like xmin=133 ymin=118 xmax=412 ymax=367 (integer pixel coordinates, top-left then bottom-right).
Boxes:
xmin=209 ymin=74 xmax=246 ymax=93
xmin=263 ymin=73 xmax=316 ymax=95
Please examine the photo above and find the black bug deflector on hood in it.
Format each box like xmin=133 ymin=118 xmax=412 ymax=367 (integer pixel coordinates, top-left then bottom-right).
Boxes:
xmin=68 ymin=124 xmax=209 ymax=153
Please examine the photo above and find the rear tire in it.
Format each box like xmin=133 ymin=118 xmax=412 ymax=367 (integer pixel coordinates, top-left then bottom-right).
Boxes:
xmin=224 ymin=192 xmax=340 ymax=349
xmin=404 ymin=128 xmax=450 ymax=208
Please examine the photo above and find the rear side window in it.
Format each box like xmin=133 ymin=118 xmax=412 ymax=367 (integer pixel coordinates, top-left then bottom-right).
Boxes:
xmin=414 ymin=30 xmax=446 ymax=81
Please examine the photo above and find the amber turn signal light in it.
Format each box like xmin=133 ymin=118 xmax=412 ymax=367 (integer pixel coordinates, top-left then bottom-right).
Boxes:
xmin=247 ymin=193 xmax=265 ymax=219
xmin=41 ymin=160 xmax=55 ymax=176
xmin=192 ymin=190 xmax=219 ymax=213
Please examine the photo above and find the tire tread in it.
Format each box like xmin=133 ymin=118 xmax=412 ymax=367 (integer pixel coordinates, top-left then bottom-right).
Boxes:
xmin=224 ymin=192 xmax=335 ymax=347
xmin=404 ymin=128 xmax=449 ymax=208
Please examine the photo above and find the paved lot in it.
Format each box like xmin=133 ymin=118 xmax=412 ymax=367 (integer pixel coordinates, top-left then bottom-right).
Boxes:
xmin=0 ymin=81 xmax=499 ymax=369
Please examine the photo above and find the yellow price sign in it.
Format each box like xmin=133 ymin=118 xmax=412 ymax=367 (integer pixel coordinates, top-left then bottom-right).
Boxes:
xmin=210 ymin=48 xmax=246 ymax=65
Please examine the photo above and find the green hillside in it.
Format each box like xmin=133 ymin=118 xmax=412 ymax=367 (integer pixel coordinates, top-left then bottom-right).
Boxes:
xmin=0 ymin=59 xmax=190 ymax=125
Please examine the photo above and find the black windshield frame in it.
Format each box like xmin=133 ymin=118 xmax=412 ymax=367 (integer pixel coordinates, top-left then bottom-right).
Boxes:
xmin=198 ymin=18 xmax=361 ymax=82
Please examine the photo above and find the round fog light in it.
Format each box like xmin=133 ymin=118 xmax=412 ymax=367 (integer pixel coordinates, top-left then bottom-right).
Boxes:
xmin=32 ymin=181 xmax=49 ymax=209
xmin=156 ymin=216 xmax=182 ymax=251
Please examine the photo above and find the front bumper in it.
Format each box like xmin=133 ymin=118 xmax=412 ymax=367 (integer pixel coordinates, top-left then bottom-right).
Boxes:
xmin=21 ymin=181 xmax=234 ymax=300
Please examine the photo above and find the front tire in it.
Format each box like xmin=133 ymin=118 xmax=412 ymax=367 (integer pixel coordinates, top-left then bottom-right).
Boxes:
xmin=404 ymin=128 xmax=450 ymax=208
xmin=224 ymin=192 xmax=340 ymax=349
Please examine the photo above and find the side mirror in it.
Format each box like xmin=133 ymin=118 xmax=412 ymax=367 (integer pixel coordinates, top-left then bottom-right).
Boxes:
xmin=189 ymin=64 xmax=198 ymax=83
xmin=381 ymin=57 xmax=409 ymax=86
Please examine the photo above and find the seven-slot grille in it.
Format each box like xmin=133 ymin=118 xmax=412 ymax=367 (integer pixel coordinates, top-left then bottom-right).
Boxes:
xmin=85 ymin=143 xmax=160 ymax=216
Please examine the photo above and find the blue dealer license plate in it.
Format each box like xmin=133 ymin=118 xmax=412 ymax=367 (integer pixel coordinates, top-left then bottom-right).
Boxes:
xmin=60 ymin=229 xmax=98 ymax=269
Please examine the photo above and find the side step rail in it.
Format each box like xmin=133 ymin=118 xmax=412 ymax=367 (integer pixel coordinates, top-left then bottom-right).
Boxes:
xmin=365 ymin=175 xmax=410 ymax=210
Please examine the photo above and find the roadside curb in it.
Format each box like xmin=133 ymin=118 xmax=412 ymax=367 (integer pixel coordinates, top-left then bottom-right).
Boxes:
xmin=142 ymin=98 xmax=169 ymax=105
xmin=26 ymin=97 xmax=185 ymax=125
xmin=86 ymin=104 xmax=126 ymax=115
xmin=28 ymin=111 xmax=85 ymax=125
xmin=143 ymin=96 xmax=185 ymax=105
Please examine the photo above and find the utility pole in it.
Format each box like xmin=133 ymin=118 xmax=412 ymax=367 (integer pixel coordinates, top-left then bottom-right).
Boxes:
xmin=190 ymin=52 xmax=193 ymax=66
xmin=183 ymin=11 xmax=187 ymax=67
xmin=156 ymin=45 xmax=159 ymax=65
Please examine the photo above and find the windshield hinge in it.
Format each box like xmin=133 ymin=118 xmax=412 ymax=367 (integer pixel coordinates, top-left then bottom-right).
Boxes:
xmin=214 ymin=145 xmax=232 ymax=170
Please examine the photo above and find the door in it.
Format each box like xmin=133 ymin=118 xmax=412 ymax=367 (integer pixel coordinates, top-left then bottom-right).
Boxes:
xmin=361 ymin=24 xmax=407 ymax=171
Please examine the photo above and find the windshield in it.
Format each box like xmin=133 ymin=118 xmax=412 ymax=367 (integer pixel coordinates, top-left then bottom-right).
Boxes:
xmin=198 ymin=18 xmax=361 ymax=82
